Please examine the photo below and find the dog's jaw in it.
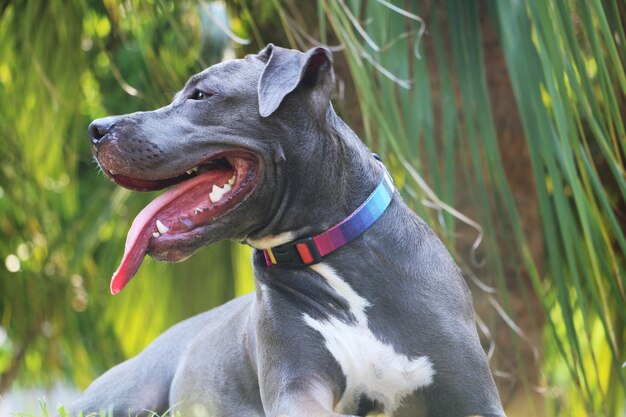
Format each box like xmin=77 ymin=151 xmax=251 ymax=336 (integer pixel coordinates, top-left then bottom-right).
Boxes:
xmin=109 ymin=152 xmax=260 ymax=294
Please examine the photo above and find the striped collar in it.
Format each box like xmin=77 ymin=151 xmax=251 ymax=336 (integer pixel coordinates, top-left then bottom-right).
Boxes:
xmin=262 ymin=161 xmax=395 ymax=268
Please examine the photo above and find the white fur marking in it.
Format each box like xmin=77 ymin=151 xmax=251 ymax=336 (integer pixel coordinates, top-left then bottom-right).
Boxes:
xmin=305 ymin=264 xmax=435 ymax=415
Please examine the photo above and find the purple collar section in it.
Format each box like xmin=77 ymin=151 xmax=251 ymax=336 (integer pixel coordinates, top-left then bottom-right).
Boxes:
xmin=263 ymin=163 xmax=395 ymax=268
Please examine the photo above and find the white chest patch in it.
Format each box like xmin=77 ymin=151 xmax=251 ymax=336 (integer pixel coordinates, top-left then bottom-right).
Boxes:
xmin=303 ymin=264 xmax=435 ymax=415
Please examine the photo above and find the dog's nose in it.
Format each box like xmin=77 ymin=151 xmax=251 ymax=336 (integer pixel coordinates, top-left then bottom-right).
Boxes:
xmin=89 ymin=116 xmax=118 ymax=145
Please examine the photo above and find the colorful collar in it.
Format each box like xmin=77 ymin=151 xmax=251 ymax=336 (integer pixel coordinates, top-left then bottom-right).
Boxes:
xmin=263 ymin=162 xmax=395 ymax=268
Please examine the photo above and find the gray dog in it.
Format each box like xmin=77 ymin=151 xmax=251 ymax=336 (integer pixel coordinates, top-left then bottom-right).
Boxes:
xmin=72 ymin=44 xmax=505 ymax=417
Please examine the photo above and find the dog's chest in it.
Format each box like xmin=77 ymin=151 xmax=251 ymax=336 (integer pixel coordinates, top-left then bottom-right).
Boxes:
xmin=304 ymin=264 xmax=435 ymax=415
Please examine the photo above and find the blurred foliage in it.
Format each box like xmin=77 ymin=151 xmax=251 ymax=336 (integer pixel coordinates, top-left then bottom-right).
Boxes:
xmin=0 ymin=1 xmax=625 ymax=417
xmin=0 ymin=0 xmax=253 ymax=393
xmin=298 ymin=1 xmax=624 ymax=415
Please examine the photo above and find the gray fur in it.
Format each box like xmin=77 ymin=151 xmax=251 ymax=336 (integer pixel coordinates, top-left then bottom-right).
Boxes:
xmin=74 ymin=45 xmax=505 ymax=417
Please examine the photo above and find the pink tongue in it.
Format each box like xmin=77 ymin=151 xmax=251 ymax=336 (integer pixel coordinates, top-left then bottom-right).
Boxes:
xmin=110 ymin=171 xmax=228 ymax=294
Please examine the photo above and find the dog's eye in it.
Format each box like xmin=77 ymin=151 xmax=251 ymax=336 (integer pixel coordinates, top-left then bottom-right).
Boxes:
xmin=190 ymin=89 xmax=213 ymax=100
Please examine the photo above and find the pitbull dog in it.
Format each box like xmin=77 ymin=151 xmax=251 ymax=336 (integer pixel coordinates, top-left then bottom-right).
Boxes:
xmin=72 ymin=44 xmax=505 ymax=417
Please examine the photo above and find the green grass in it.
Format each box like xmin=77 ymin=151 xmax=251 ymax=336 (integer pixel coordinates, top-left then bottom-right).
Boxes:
xmin=11 ymin=400 xmax=183 ymax=417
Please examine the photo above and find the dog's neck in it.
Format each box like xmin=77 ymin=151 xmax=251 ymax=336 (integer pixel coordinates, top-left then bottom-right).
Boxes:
xmin=327 ymin=110 xmax=382 ymax=214
xmin=260 ymin=160 xmax=394 ymax=268
xmin=246 ymin=106 xmax=424 ymax=332
xmin=247 ymin=107 xmax=382 ymax=248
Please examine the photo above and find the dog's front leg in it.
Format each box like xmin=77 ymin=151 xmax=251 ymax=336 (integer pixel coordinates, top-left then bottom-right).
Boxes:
xmin=261 ymin=378 xmax=356 ymax=417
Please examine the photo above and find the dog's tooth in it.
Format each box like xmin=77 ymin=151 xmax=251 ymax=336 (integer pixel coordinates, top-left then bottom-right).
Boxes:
xmin=156 ymin=219 xmax=170 ymax=234
xmin=152 ymin=231 xmax=160 ymax=238
xmin=209 ymin=184 xmax=229 ymax=203
xmin=228 ymin=175 xmax=236 ymax=185
xmin=223 ymin=183 xmax=232 ymax=192
xmin=209 ymin=191 xmax=222 ymax=203
xmin=194 ymin=207 xmax=202 ymax=215
xmin=186 ymin=166 xmax=199 ymax=175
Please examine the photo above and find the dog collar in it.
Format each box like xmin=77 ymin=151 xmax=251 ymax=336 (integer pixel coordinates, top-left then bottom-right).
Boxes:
xmin=263 ymin=162 xmax=395 ymax=268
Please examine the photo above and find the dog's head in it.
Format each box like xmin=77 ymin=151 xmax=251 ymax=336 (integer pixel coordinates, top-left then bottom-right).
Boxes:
xmin=90 ymin=45 xmax=348 ymax=294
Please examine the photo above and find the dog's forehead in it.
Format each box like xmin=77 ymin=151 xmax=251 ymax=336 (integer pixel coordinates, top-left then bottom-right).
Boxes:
xmin=186 ymin=58 xmax=263 ymax=90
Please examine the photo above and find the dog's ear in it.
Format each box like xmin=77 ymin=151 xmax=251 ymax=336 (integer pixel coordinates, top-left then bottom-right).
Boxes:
xmin=258 ymin=44 xmax=334 ymax=118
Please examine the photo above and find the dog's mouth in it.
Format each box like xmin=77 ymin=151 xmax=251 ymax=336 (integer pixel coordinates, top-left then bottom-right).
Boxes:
xmin=105 ymin=150 xmax=260 ymax=294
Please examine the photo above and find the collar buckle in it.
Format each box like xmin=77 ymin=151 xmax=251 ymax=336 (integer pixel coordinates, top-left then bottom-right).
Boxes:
xmin=268 ymin=236 xmax=321 ymax=267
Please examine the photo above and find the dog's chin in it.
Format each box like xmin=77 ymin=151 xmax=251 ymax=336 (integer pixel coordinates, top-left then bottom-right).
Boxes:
xmin=146 ymin=236 xmax=200 ymax=263
xmin=145 ymin=225 xmax=223 ymax=263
